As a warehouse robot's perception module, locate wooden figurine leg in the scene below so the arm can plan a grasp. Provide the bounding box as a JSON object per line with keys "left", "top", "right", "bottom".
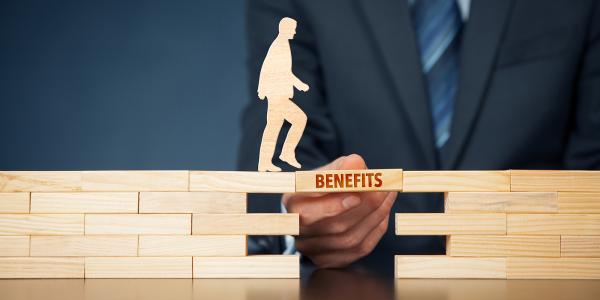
{"left": 279, "top": 99, "right": 307, "bottom": 169}
{"left": 258, "top": 104, "right": 285, "bottom": 172}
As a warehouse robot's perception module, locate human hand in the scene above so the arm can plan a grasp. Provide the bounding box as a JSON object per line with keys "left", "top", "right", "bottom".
{"left": 282, "top": 154, "right": 397, "bottom": 268}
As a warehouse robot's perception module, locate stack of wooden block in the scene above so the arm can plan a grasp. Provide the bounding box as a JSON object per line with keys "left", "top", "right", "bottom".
{"left": 0, "top": 171, "right": 299, "bottom": 279}
{"left": 395, "top": 170, "right": 600, "bottom": 279}
{"left": 1, "top": 169, "right": 598, "bottom": 279}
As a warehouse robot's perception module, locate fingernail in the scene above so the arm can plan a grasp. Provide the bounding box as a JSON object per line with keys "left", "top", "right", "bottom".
{"left": 342, "top": 196, "right": 361, "bottom": 209}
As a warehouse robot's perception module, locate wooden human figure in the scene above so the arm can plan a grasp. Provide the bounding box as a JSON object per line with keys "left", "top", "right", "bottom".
{"left": 257, "top": 17, "right": 309, "bottom": 172}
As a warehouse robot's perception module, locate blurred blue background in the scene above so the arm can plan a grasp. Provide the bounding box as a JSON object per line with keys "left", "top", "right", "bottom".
{"left": 0, "top": 0, "right": 247, "bottom": 170}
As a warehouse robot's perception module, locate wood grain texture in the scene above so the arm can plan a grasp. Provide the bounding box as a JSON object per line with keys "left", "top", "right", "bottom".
{"left": 447, "top": 235, "right": 560, "bottom": 257}
{"left": 30, "top": 192, "right": 138, "bottom": 213}
{"left": 507, "top": 257, "right": 600, "bottom": 279}
{"left": 0, "top": 171, "right": 82, "bottom": 192}
{"left": 561, "top": 236, "right": 600, "bottom": 257}
{"left": 139, "top": 192, "right": 246, "bottom": 213}
{"left": 0, "top": 214, "right": 83, "bottom": 235}
{"left": 0, "top": 236, "right": 29, "bottom": 256}
{"left": 189, "top": 171, "right": 295, "bottom": 193}
{"left": 445, "top": 192, "right": 557, "bottom": 213}
{"left": 558, "top": 192, "right": 600, "bottom": 213}
{"left": 403, "top": 171, "right": 510, "bottom": 192}
{"left": 0, "top": 257, "right": 84, "bottom": 278}
{"left": 85, "top": 257, "right": 192, "bottom": 278}
{"left": 192, "top": 213, "right": 298, "bottom": 235}
{"left": 193, "top": 255, "right": 299, "bottom": 278}
{"left": 85, "top": 214, "right": 191, "bottom": 235}
{"left": 81, "top": 171, "right": 188, "bottom": 191}
{"left": 256, "top": 17, "right": 308, "bottom": 172}
{"left": 30, "top": 236, "right": 137, "bottom": 256}
{"left": 507, "top": 214, "right": 600, "bottom": 235}
{"left": 139, "top": 235, "right": 246, "bottom": 256}
{"left": 0, "top": 193, "right": 29, "bottom": 213}
{"left": 395, "top": 256, "right": 506, "bottom": 279}
{"left": 295, "top": 169, "right": 403, "bottom": 192}
{"left": 395, "top": 213, "right": 506, "bottom": 235}
{"left": 511, "top": 170, "right": 600, "bottom": 192}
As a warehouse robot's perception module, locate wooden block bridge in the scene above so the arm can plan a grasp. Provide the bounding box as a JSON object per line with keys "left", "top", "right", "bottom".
{"left": 0, "top": 170, "right": 599, "bottom": 279}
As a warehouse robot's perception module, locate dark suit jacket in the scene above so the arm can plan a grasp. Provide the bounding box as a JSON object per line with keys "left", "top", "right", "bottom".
{"left": 237, "top": 0, "right": 600, "bottom": 275}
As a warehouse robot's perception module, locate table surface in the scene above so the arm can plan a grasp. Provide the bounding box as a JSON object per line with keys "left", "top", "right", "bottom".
{"left": 1, "top": 270, "right": 599, "bottom": 300}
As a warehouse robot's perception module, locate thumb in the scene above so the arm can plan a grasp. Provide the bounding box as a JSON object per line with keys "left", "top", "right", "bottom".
{"left": 317, "top": 154, "right": 367, "bottom": 171}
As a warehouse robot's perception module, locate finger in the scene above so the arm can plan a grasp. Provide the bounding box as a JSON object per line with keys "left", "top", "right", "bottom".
{"left": 282, "top": 155, "right": 368, "bottom": 225}
{"left": 282, "top": 154, "right": 366, "bottom": 205}
{"left": 281, "top": 156, "right": 349, "bottom": 206}
{"left": 300, "top": 191, "right": 390, "bottom": 236}
{"left": 309, "top": 216, "right": 390, "bottom": 269}
{"left": 317, "top": 155, "right": 348, "bottom": 171}
{"left": 335, "top": 153, "right": 367, "bottom": 170}
{"left": 297, "top": 191, "right": 396, "bottom": 253}
{"left": 286, "top": 192, "right": 362, "bottom": 226}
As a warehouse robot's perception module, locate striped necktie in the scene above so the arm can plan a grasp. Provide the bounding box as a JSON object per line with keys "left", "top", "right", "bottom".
{"left": 411, "top": 0, "right": 463, "bottom": 149}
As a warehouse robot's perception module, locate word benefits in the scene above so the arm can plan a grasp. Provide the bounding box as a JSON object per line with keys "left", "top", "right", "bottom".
{"left": 315, "top": 172, "right": 383, "bottom": 189}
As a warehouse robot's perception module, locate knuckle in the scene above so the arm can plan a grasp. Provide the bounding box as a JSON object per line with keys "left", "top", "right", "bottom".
{"left": 357, "top": 240, "right": 375, "bottom": 257}
{"left": 375, "top": 207, "right": 391, "bottom": 220}
{"left": 339, "top": 234, "right": 361, "bottom": 249}
{"left": 329, "top": 221, "right": 350, "bottom": 234}
{"left": 377, "top": 220, "right": 389, "bottom": 235}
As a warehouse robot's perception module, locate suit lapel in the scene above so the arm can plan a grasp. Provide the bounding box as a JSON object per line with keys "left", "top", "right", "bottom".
{"left": 442, "top": 0, "right": 514, "bottom": 169}
{"left": 356, "top": 0, "right": 437, "bottom": 168}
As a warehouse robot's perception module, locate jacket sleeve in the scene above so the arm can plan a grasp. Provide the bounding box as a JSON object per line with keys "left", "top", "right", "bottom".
{"left": 565, "top": 0, "right": 600, "bottom": 169}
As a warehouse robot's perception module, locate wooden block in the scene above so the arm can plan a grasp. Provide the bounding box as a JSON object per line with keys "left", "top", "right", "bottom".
{"left": 395, "top": 256, "right": 506, "bottom": 279}
{"left": 85, "top": 257, "right": 192, "bottom": 278}
{"left": 395, "top": 213, "right": 506, "bottom": 235}
{"left": 507, "top": 257, "right": 600, "bottom": 279}
{"left": 295, "top": 169, "right": 403, "bottom": 192}
{"left": 561, "top": 236, "right": 600, "bottom": 257}
{"left": 139, "top": 192, "right": 246, "bottom": 213}
{"left": 30, "top": 236, "right": 137, "bottom": 256}
{"left": 507, "top": 214, "right": 600, "bottom": 235}
{"left": 403, "top": 171, "right": 510, "bottom": 192}
{"left": 189, "top": 171, "right": 295, "bottom": 193}
{"left": 0, "top": 214, "right": 83, "bottom": 235}
{"left": 85, "top": 214, "right": 191, "bottom": 235}
{"left": 0, "top": 193, "right": 29, "bottom": 213}
{"left": 139, "top": 235, "right": 246, "bottom": 256}
{"left": 192, "top": 213, "right": 298, "bottom": 235}
{"left": 0, "top": 257, "right": 84, "bottom": 278}
{"left": 30, "top": 192, "right": 138, "bottom": 213}
{"left": 81, "top": 171, "right": 188, "bottom": 191}
{"left": 558, "top": 192, "right": 600, "bottom": 213}
{"left": 193, "top": 255, "right": 299, "bottom": 278}
{"left": 447, "top": 235, "right": 560, "bottom": 257}
{"left": 511, "top": 170, "right": 600, "bottom": 192}
{"left": 445, "top": 192, "right": 557, "bottom": 213}
{"left": 0, "top": 236, "right": 29, "bottom": 256}
{"left": 0, "top": 171, "right": 82, "bottom": 192}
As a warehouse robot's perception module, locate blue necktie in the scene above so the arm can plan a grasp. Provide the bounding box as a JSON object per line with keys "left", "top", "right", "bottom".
{"left": 412, "top": 0, "right": 462, "bottom": 149}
